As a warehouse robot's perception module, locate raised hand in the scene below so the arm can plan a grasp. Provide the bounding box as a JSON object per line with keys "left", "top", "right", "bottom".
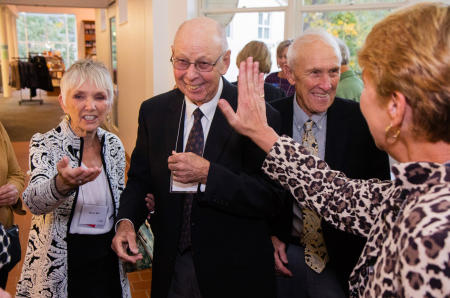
{"left": 218, "top": 57, "right": 279, "bottom": 153}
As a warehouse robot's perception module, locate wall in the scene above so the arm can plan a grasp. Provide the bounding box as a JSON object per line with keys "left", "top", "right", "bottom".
{"left": 96, "top": 0, "right": 154, "bottom": 154}
{"left": 15, "top": 5, "right": 95, "bottom": 60}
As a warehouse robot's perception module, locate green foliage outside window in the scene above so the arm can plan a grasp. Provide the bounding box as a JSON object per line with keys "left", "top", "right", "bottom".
{"left": 16, "top": 13, "right": 77, "bottom": 69}
{"left": 303, "top": 9, "right": 391, "bottom": 73}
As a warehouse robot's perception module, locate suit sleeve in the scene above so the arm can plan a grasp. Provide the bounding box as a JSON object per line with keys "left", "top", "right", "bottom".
{"left": 198, "top": 105, "right": 286, "bottom": 218}
{"left": 117, "top": 105, "right": 152, "bottom": 229}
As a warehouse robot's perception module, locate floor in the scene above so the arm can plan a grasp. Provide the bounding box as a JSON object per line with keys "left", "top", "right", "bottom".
{"left": 2, "top": 92, "right": 152, "bottom": 297}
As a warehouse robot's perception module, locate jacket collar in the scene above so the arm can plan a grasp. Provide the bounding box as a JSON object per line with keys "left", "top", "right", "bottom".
{"left": 392, "top": 161, "right": 449, "bottom": 192}
{"left": 58, "top": 119, "right": 106, "bottom": 151}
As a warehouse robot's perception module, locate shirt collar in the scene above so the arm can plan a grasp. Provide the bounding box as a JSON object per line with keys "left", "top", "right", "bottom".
{"left": 292, "top": 93, "right": 327, "bottom": 130}
{"left": 185, "top": 78, "right": 223, "bottom": 122}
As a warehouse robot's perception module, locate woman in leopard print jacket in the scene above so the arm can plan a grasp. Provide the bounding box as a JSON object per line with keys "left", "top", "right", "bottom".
{"left": 219, "top": 3, "right": 449, "bottom": 297}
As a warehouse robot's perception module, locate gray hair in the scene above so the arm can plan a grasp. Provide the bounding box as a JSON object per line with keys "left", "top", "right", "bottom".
{"left": 335, "top": 37, "right": 350, "bottom": 65}
{"left": 60, "top": 59, "right": 114, "bottom": 106}
{"left": 287, "top": 28, "right": 342, "bottom": 68}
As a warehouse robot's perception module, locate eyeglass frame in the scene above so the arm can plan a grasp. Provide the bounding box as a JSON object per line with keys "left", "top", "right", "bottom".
{"left": 170, "top": 51, "right": 227, "bottom": 72}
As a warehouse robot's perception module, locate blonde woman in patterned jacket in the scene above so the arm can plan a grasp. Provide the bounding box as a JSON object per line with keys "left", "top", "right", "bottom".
{"left": 219, "top": 2, "right": 450, "bottom": 297}
{"left": 16, "top": 60, "right": 130, "bottom": 297}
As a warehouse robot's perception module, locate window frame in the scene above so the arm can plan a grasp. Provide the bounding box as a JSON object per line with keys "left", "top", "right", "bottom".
{"left": 199, "top": 0, "right": 410, "bottom": 39}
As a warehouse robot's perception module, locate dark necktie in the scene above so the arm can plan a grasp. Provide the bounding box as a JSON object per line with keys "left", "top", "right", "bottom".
{"left": 178, "top": 108, "right": 204, "bottom": 253}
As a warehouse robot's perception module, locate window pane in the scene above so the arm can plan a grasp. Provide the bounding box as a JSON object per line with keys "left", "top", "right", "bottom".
{"left": 67, "top": 15, "right": 76, "bottom": 42}
{"left": 18, "top": 43, "right": 27, "bottom": 57}
{"left": 17, "top": 15, "right": 26, "bottom": 41}
{"left": 16, "top": 13, "right": 77, "bottom": 66}
{"left": 304, "top": 0, "right": 400, "bottom": 4}
{"left": 204, "top": 0, "right": 287, "bottom": 9}
{"left": 26, "top": 15, "right": 46, "bottom": 42}
{"left": 206, "top": 11, "right": 285, "bottom": 82}
{"left": 28, "top": 42, "right": 46, "bottom": 55}
{"left": 303, "top": 9, "right": 391, "bottom": 71}
{"left": 48, "top": 15, "right": 67, "bottom": 42}
{"left": 69, "top": 43, "right": 77, "bottom": 68}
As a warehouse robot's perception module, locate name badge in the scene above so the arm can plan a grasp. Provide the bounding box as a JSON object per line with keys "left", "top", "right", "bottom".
{"left": 79, "top": 204, "right": 108, "bottom": 227}
{"left": 170, "top": 173, "right": 199, "bottom": 193}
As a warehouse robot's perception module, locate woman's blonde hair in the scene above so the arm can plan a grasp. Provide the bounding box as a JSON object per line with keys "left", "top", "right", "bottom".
{"left": 236, "top": 40, "right": 272, "bottom": 74}
{"left": 60, "top": 59, "right": 114, "bottom": 106}
{"left": 276, "top": 39, "right": 292, "bottom": 58}
{"left": 358, "top": 2, "right": 449, "bottom": 142}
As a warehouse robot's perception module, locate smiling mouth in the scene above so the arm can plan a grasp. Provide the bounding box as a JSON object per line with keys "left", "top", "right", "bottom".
{"left": 186, "top": 84, "right": 202, "bottom": 91}
{"left": 83, "top": 115, "right": 97, "bottom": 121}
{"left": 312, "top": 93, "right": 329, "bottom": 99}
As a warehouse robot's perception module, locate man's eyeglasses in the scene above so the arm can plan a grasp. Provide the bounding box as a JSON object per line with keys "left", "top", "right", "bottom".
{"left": 170, "top": 51, "right": 226, "bottom": 72}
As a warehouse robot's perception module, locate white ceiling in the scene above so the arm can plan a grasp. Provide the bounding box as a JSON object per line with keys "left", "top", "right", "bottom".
{"left": 0, "top": 0, "right": 112, "bottom": 8}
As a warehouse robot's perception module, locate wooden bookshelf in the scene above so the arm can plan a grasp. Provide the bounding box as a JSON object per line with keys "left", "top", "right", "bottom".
{"left": 83, "top": 20, "right": 96, "bottom": 58}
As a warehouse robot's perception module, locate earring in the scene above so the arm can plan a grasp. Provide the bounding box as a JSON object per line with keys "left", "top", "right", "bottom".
{"left": 385, "top": 123, "right": 400, "bottom": 142}
{"left": 106, "top": 114, "right": 111, "bottom": 123}
{"left": 64, "top": 113, "right": 71, "bottom": 122}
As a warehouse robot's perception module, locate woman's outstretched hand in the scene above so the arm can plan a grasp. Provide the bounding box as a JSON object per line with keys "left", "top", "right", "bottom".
{"left": 218, "top": 57, "right": 279, "bottom": 153}
{"left": 55, "top": 156, "right": 102, "bottom": 194}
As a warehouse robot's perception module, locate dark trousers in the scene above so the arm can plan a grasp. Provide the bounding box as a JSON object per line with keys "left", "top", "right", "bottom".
{"left": 67, "top": 230, "right": 122, "bottom": 298}
{"left": 0, "top": 268, "right": 8, "bottom": 288}
{"left": 276, "top": 244, "right": 346, "bottom": 298}
{"left": 167, "top": 250, "right": 202, "bottom": 298}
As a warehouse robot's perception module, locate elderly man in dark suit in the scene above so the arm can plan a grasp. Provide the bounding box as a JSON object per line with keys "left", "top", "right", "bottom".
{"left": 112, "top": 17, "right": 283, "bottom": 298}
{"left": 269, "top": 29, "right": 390, "bottom": 298}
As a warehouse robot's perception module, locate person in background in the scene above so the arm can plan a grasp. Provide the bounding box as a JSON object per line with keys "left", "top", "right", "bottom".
{"left": 269, "top": 29, "right": 390, "bottom": 298}
{"left": 234, "top": 40, "right": 285, "bottom": 102}
{"left": 219, "top": 2, "right": 450, "bottom": 296}
{"left": 16, "top": 59, "right": 131, "bottom": 297}
{"left": 0, "top": 121, "right": 25, "bottom": 288}
{"left": 265, "top": 39, "right": 295, "bottom": 97}
{"left": 335, "top": 38, "right": 364, "bottom": 102}
{"left": 112, "top": 17, "right": 283, "bottom": 298}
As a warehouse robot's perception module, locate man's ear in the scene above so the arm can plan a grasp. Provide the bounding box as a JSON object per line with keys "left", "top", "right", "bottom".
{"left": 388, "top": 91, "right": 406, "bottom": 127}
{"left": 218, "top": 50, "right": 231, "bottom": 75}
{"left": 284, "top": 65, "right": 296, "bottom": 85}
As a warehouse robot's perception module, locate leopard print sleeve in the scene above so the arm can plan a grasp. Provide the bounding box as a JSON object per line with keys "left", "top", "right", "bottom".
{"left": 262, "top": 136, "right": 395, "bottom": 237}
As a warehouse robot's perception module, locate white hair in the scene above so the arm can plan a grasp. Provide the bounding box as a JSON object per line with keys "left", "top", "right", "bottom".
{"left": 60, "top": 59, "right": 114, "bottom": 106}
{"left": 287, "top": 28, "right": 342, "bottom": 68}
{"left": 335, "top": 37, "right": 350, "bottom": 65}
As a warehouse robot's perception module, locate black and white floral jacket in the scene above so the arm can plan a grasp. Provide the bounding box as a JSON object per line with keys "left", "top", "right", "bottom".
{"left": 263, "top": 136, "right": 449, "bottom": 297}
{"left": 16, "top": 120, "right": 131, "bottom": 297}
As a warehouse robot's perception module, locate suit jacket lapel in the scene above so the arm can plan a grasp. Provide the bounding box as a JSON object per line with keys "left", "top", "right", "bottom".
{"left": 203, "top": 78, "right": 236, "bottom": 162}
{"left": 281, "top": 96, "right": 294, "bottom": 137}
